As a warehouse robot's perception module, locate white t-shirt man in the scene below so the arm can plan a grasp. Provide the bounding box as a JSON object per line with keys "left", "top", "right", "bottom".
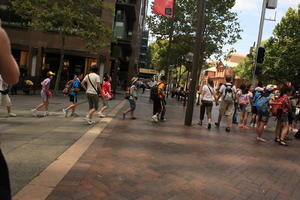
{"left": 202, "top": 85, "right": 215, "bottom": 101}
{"left": 83, "top": 73, "right": 100, "bottom": 95}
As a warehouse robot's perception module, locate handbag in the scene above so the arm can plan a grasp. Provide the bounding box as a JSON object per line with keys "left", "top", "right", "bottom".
{"left": 45, "top": 90, "right": 52, "bottom": 97}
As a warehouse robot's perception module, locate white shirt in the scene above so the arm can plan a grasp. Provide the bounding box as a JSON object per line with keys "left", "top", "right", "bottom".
{"left": 202, "top": 85, "right": 215, "bottom": 101}
{"left": 83, "top": 73, "right": 100, "bottom": 94}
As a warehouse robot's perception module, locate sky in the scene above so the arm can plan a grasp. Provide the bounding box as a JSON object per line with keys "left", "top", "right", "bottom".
{"left": 147, "top": 0, "right": 299, "bottom": 55}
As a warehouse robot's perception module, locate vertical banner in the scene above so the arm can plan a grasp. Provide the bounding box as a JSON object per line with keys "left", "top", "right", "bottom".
{"left": 152, "top": 0, "right": 174, "bottom": 18}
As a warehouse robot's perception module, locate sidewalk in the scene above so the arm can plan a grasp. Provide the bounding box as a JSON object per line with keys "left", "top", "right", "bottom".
{"left": 0, "top": 93, "right": 124, "bottom": 195}
{"left": 38, "top": 92, "right": 300, "bottom": 200}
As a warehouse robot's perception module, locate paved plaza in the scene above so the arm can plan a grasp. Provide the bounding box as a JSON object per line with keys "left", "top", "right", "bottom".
{"left": 1, "top": 91, "right": 300, "bottom": 200}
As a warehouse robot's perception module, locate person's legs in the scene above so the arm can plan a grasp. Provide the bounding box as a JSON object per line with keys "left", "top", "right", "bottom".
{"left": 0, "top": 149, "right": 11, "bottom": 200}
{"left": 216, "top": 102, "right": 226, "bottom": 127}
{"left": 280, "top": 122, "right": 289, "bottom": 145}
{"left": 232, "top": 102, "right": 238, "bottom": 124}
{"left": 199, "top": 103, "right": 206, "bottom": 125}
{"left": 225, "top": 102, "right": 234, "bottom": 131}
{"left": 275, "top": 120, "right": 282, "bottom": 141}
{"left": 160, "top": 100, "right": 166, "bottom": 120}
{"left": 243, "top": 112, "right": 250, "bottom": 129}
{"left": 206, "top": 105, "right": 213, "bottom": 129}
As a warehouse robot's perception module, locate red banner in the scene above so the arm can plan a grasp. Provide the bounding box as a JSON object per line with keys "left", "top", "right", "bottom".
{"left": 152, "top": 0, "right": 174, "bottom": 18}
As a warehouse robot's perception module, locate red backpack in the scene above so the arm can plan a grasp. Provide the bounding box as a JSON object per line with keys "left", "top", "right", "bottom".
{"left": 271, "top": 96, "right": 285, "bottom": 116}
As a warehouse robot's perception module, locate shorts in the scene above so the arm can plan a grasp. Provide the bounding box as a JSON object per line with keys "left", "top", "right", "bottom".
{"left": 99, "top": 96, "right": 108, "bottom": 107}
{"left": 0, "top": 94, "right": 12, "bottom": 107}
{"left": 278, "top": 113, "right": 289, "bottom": 123}
{"left": 219, "top": 101, "right": 234, "bottom": 116}
{"left": 69, "top": 94, "right": 78, "bottom": 103}
{"left": 257, "top": 111, "right": 269, "bottom": 123}
{"left": 251, "top": 106, "right": 257, "bottom": 114}
{"left": 87, "top": 93, "right": 99, "bottom": 110}
{"left": 129, "top": 99, "right": 136, "bottom": 111}
{"left": 41, "top": 91, "right": 48, "bottom": 102}
{"left": 239, "top": 104, "right": 247, "bottom": 113}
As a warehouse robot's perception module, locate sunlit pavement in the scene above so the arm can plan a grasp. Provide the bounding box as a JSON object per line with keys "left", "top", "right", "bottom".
{"left": 44, "top": 91, "right": 300, "bottom": 200}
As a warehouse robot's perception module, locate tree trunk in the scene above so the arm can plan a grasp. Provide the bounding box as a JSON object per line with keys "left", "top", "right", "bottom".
{"left": 54, "top": 33, "right": 66, "bottom": 93}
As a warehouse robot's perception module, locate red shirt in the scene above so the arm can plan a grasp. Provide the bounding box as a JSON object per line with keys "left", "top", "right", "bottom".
{"left": 281, "top": 95, "right": 292, "bottom": 114}
{"left": 102, "top": 81, "right": 111, "bottom": 95}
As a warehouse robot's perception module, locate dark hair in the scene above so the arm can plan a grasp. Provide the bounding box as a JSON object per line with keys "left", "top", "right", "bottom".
{"left": 258, "top": 81, "right": 263, "bottom": 87}
{"left": 247, "top": 84, "right": 252, "bottom": 90}
{"left": 240, "top": 84, "right": 248, "bottom": 94}
{"left": 225, "top": 76, "right": 232, "bottom": 83}
{"left": 161, "top": 76, "right": 167, "bottom": 81}
{"left": 90, "top": 65, "right": 98, "bottom": 73}
{"left": 280, "top": 86, "right": 292, "bottom": 97}
{"left": 208, "top": 78, "right": 214, "bottom": 87}
{"left": 103, "top": 74, "right": 110, "bottom": 82}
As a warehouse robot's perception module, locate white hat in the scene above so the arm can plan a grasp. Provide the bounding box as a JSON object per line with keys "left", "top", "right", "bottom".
{"left": 266, "top": 84, "right": 275, "bottom": 91}
{"left": 255, "top": 87, "right": 264, "bottom": 92}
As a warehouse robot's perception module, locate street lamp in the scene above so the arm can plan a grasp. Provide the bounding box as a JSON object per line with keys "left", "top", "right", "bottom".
{"left": 183, "top": 53, "right": 193, "bottom": 106}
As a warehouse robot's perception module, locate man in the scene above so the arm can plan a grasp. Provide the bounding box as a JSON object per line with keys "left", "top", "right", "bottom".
{"left": 215, "top": 76, "right": 237, "bottom": 132}
{"left": 152, "top": 76, "right": 167, "bottom": 122}
{"left": 0, "top": 75, "right": 17, "bottom": 117}
{"left": 0, "top": 24, "right": 20, "bottom": 200}
{"left": 81, "top": 65, "right": 101, "bottom": 125}
{"left": 123, "top": 77, "right": 138, "bottom": 120}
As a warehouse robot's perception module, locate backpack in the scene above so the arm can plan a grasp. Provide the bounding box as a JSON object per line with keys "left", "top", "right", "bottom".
{"left": 271, "top": 96, "right": 285, "bottom": 116}
{"left": 125, "top": 87, "right": 130, "bottom": 99}
{"left": 223, "top": 84, "right": 234, "bottom": 102}
{"left": 256, "top": 95, "right": 270, "bottom": 113}
{"left": 239, "top": 94, "right": 249, "bottom": 105}
{"left": 150, "top": 83, "right": 162, "bottom": 101}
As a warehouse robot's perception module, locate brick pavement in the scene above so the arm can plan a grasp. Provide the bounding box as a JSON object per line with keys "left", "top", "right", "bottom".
{"left": 47, "top": 94, "right": 300, "bottom": 200}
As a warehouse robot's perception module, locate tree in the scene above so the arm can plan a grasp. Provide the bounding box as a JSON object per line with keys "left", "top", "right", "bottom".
{"left": 11, "top": 0, "right": 114, "bottom": 92}
{"left": 147, "top": 0, "right": 242, "bottom": 72}
{"left": 261, "top": 5, "right": 300, "bottom": 87}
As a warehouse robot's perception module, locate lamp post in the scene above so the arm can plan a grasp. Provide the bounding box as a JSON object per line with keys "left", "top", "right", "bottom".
{"left": 184, "top": 0, "right": 206, "bottom": 126}
{"left": 183, "top": 53, "right": 193, "bottom": 107}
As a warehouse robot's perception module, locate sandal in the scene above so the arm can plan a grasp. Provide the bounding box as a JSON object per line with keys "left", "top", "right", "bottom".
{"left": 274, "top": 138, "right": 280, "bottom": 143}
{"left": 279, "top": 140, "right": 288, "bottom": 146}
{"left": 256, "top": 137, "right": 266, "bottom": 142}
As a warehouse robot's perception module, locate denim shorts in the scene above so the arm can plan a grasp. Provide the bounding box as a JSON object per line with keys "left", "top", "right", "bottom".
{"left": 129, "top": 99, "right": 136, "bottom": 111}
{"left": 257, "top": 111, "right": 269, "bottom": 123}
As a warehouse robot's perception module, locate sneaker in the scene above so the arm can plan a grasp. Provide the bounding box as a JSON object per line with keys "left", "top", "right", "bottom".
{"left": 44, "top": 111, "right": 49, "bottom": 117}
{"left": 215, "top": 122, "right": 220, "bottom": 128}
{"left": 62, "top": 109, "right": 68, "bottom": 117}
{"left": 208, "top": 123, "right": 211, "bottom": 129}
{"left": 131, "top": 117, "right": 137, "bottom": 120}
{"left": 256, "top": 137, "right": 266, "bottom": 142}
{"left": 198, "top": 121, "right": 203, "bottom": 126}
{"left": 31, "top": 109, "right": 37, "bottom": 117}
{"left": 98, "top": 112, "right": 106, "bottom": 118}
{"left": 152, "top": 115, "right": 158, "bottom": 122}
{"left": 83, "top": 115, "right": 89, "bottom": 120}
{"left": 8, "top": 113, "right": 17, "bottom": 117}
{"left": 87, "top": 120, "right": 96, "bottom": 125}
{"left": 225, "top": 127, "right": 231, "bottom": 132}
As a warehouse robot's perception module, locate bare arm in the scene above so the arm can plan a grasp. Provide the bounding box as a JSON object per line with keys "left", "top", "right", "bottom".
{"left": 81, "top": 79, "right": 87, "bottom": 91}
{"left": 0, "top": 28, "right": 19, "bottom": 84}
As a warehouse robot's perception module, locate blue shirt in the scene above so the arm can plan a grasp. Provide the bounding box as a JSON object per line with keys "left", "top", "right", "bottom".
{"left": 252, "top": 93, "right": 261, "bottom": 107}
{"left": 69, "top": 80, "right": 80, "bottom": 96}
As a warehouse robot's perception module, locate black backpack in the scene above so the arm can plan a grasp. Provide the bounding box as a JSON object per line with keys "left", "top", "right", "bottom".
{"left": 150, "top": 83, "right": 162, "bottom": 101}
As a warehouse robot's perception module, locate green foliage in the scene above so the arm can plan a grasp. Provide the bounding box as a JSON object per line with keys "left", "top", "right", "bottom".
{"left": 233, "top": 56, "right": 253, "bottom": 80}
{"left": 261, "top": 5, "right": 300, "bottom": 87}
{"left": 10, "top": 0, "right": 114, "bottom": 50}
{"left": 147, "top": 0, "right": 242, "bottom": 70}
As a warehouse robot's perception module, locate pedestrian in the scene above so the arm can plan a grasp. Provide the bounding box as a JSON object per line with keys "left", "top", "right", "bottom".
{"left": 81, "top": 65, "right": 101, "bottom": 125}
{"left": 256, "top": 85, "right": 276, "bottom": 142}
{"left": 0, "top": 23, "right": 20, "bottom": 200}
{"left": 151, "top": 76, "right": 167, "bottom": 122}
{"left": 250, "top": 87, "right": 264, "bottom": 127}
{"left": 62, "top": 74, "right": 81, "bottom": 117}
{"left": 215, "top": 76, "right": 237, "bottom": 132}
{"left": 31, "top": 71, "right": 55, "bottom": 117}
{"left": 123, "top": 77, "right": 138, "bottom": 120}
{"left": 198, "top": 78, "right": 217, "bottom": 129}
{"left": 274, "top": 86, "right": 293, "bottom": 146}
{"left": 0, "top": 75, "right": 17, "bottom": 117}
{"left": 98, "top": 74, "right": 112, "bottom": 118}
{"left": 237, "top": 84, "right": 252, "bottom": 129}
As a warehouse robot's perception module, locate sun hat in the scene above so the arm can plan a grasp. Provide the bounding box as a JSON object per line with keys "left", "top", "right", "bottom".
{"left": 47, "top": 71, "right": 56, "bottom": 76}
{"left": 266, "top": 84, "right": 275, "bottom": 91}
{"left": 131, "top": 77, "right": 138, "bottom": 84}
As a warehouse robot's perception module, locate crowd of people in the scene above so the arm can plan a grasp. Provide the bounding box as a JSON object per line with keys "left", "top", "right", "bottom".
{"left": 198, "top": 76, "right": 300, "bottom": 146}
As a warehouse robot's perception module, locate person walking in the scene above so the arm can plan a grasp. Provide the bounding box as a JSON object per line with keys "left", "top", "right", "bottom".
{"left": 62, "top": 74, "right": 81, "bottom": 117}
{"left": 81, "top": 65, "right": 101, "bottom": 125}
{"left": 250, "top": 87, "right": 264, "bottom": 127}
{"left": 123, "top": 77, "right": 138, "bottom": 120}
{"left": 0, "top": 24, "right": 20, "bottom": 200}
{"left": 31, "top": 71, "right": 55, "bottom": 117}
{"left": 237, "top": 84, "right": 252, "bottom": 129}
{"left": 256, "top": 85, "right": 276, "bottom": 142}
{"left": 215, "top": 76, "right": 237, "bottom": 132}
{"left": 151, "top": 76, "right": 167, "bottom": 122}
{"left": 274, "top": 86, "right": 293, "bottom": 146}
{"left": 98, "top": 74, "right": 112, "bottom": 118}
{"left": 198, "top": 78, "right": 217, "bottom": 129}
{"left": 0, "top": 75, "right": 17, "bottom": 117}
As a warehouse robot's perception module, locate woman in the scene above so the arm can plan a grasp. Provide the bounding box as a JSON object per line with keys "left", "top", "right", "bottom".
{"left": 199, "top": 78, "right": 217, "bottom": 129}
{"left": 31, "top": 71, "right": 55, "bottom": 117}
{"left": 98, "top": 74, "right": 112, "bottom": 118}
{"left": 275, "top": 86, "right": 292, "bottom": 146}
{"left": 62, "top": 74, "right": 81, "bottom": 117}
{"left": 123, "top": 77, "right": 138, "bottom": 120}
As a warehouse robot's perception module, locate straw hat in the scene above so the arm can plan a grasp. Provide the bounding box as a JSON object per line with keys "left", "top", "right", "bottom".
{"left": 131, "top": 77, "right": 138, "bottom": 84}
{"left": 47, "top": 71, "right": 56, "bottom": 76}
